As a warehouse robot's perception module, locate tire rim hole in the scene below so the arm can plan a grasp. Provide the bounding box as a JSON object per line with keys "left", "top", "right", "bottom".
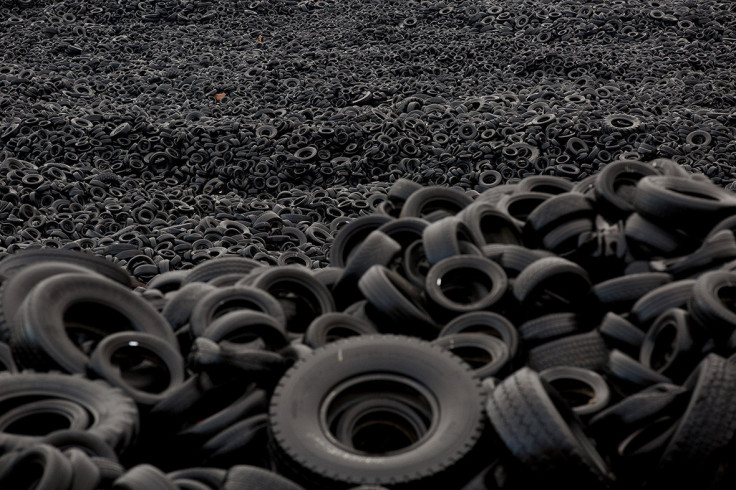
{"left": 111, "top": 346, "right": 171, "bottom": 393}
{"left": 321, "top": 375, "right": 438, "bottom": 456}
{"left": 548, "top": 378, "right": 597, "bottom": 408}
{"left": 64, "top": 302, "right": 133, "bottom": 354}
{"left": 4, "top": 411, "right": 73, "bottom": 436}
{"left": 438, "top": 267, "right": 494, "bottom": 305}
{"left": 650, "top": 324, "right": 678, "bottom": 371}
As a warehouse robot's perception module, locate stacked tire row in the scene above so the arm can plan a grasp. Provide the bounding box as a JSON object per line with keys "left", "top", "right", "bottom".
{"left": 2, "top": 158, "right": 736, "bottom": 488}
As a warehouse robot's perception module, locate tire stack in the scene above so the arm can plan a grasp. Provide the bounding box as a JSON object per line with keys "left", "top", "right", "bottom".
{"left": 2, "top": 159, "right": 736, "bottom": 488}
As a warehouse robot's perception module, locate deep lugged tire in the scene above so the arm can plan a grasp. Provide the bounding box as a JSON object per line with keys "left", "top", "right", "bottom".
{"left": 269, "top": 335, "right": 486, "bottom": 488}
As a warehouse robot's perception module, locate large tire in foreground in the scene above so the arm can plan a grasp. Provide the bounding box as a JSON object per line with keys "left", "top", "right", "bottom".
{"left": 268, "top": 335, "right": 487, "bottom": 489}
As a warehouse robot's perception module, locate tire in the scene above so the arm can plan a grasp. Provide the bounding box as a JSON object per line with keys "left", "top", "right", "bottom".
{"left": 624, "top": 212, "right": 695, "bottom": 258}
{"left": 222, "top": 465, "right": 305, "bottom": 490}
{"left": 269, "top": 335, "right": 486, "bottom": 488}
{"left": 332, "top": 231, "right": 402, "bottom": 308}
{"left": 639, "top": 308, "right": 704, "bottom": 382}
{"left": 329, "top": 215, "right": 394, "bottom": 268}
{"left": 457, "top": 201, "right": 522, "bottom": 246}
{"left": 539, "top": 366, "right": 610, "bottom": 417}
{"left": 41, "top": 429, "right": 119, "bottom": 461}
{"left": 200, "top": 414, "right": 270, "bottom": 468}
{"left": 399, "top": 186, "right": 474, "bottom": 220}
{"left": 65, "top": 447, "right": 103, "bottom": 490}
{"left": 424, "top": 255, "right": 508, "bottom": 316}
{"left": 688, "top": 269, "right": 736, "bottom": 342}
{"left": 183, "top": 257, "right": 266, "bottom": 286}
{"left": 9, "top": 273, "right": 176, "bottom": 374}
{"left": 0, "top": 261, "right": 101, "bottom": 343}
{"left": 512, "top": 257, "right": 591, "bottom": 316}
{"left": 518, "top": 312, "right": 582, "bottom": 346}
{"left": 523, "top": 193, "right": 595, "bottom": 247}
{"left": 432, "top": 333, "right": 510, "bottom": 378}
{"left": 0, "top": 248, "right": 132, "bottom": 288}
{"left": 527, "top": 331, "right": 610, "bottom": 373}
{"left": 376, "top": 217, "right": 430, "bottom": 250}
{"left": 629, "top": 279, "right": 696, "bottom": 329}
{"left": 112, "top": 464, "right": 179, "bottom": 490}
{"left": 634, "top": 175, "right": 736, "bottom": 237}
{"left": 485, "top": 367, "right": 614, "bottom": 488}
{"left": 303, "top": 313, "right": 378, "bottom": 348}
{"left": 422, "top": 216, "right": 481, "bottom": 266}
{"left": 516, "top": 175, "right": 573, "bottom": 195}
{"left": 597, "top": 312, "right": 645, "bottom": 355}
{"left": 188, "top": 285, "right": 286, "bottom": 339}
{"left": 0, "top": 443, "right": 73, "bottom": 490}
{"left": 654, "top": 354, "right": 736, "bottom": 488}
{"left": 167, "top": 468, "right": 226, "bottom": 490}
{"left": 0, "top": 372, "right": 138, "bottom": 455}
{"left": 0, "top": 341, "right": 17, "bottom": 373}
{"left": 200, "top": 310, "right": 289, "bottom": 351}
{"left": 439, "top": 311, "right": 519, "bottom": 361}
{"left": 495, "top": 191, "right": 551, "bottom": 229}
{"left": 357, "top": 265, "right": 438, "bottom": 338}
{"left": 161, "top": 282, "right": 218, "bottom": 333}
{"left": 88, "top": 332, "right": 186, "bottom": 406}
{"left": 606, "top": 350, "right": 672, "bottom": 397}
{"left": 592, "top": 272, "right": 673, "bottom": 313}
{"left": 594, "top": 160, "right": 659, "bottom": 219}
{"left": 250, "top": 266, "right": 336, "bottom": 335}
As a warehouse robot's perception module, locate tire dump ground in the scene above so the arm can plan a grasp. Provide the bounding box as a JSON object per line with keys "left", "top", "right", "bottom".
{"left": 1, "top": 0, "right": 736, "bottom": 488}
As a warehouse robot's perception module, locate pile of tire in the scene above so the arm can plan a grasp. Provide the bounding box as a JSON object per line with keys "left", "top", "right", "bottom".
{"left": 2, "top": 158, "right": 736, "bottom": 489}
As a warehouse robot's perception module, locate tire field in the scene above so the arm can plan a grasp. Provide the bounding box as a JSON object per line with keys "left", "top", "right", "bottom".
{"left": 1, "top": 0, "right": 736, "bottom": 488}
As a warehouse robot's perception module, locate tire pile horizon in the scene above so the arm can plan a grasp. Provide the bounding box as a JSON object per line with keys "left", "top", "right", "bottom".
{"left": 1, "top": 0, "right": 736, "bottom": 488}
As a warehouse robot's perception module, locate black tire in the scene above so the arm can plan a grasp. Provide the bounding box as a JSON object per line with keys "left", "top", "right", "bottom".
{"left": 376, "top": 217, "right": 430, "bottom": 250}
{"left": 332, "top": 231, "right": 402, "bottom": 308}
{"left": 269, "top": 335, "right": 486, "bottom": 488}
{"left": 518, "top": 312, "right": 582, "bottom": 346}
{"left": 523, "top": 193, "right": 595, "bottom": 247}
{"left": 639, "top": 308, "right": 704, "bottom": 382}
{"left": 624, "top": 212, "right": 695, "bottom": 258}
{"left": 200, "top": 310, "right": 289, "bottom": 351}
{"left": 399, "top": 186, "right": 474, "bottom": 220}
{"left": 0, "top": 341, "right": 17, "bottom": 373}
{"left": 250, "top": 266, "right": 336, "bottom": 335}
{"left": 0, "top": 443, "right": 73, "bottom": 490}
{"left": 222, "top": 465, "right": 305, "bottom": 490}
{"left": 512, "top": 257, "right": 591, "bottom": 316}
{"left": 303, "top": 313, "right": 378, "bottom": 348}
{"left": 495, "top": 191, "right": 551, "bottom": 229}
{"left": 527, "top": 331, "right": 610, "bottom": 373}
{"left": 597, "top": 312, "right": 645, "bottom": 355}
{"left": 516, "top": 175, "right": 573, "bottom": 195}
{"left": 424, "top": 255, "right": 507, "bottom": 316}
{"left": 167, "top": 468, "right": 226, "bottom": 490}
{"left": 422, "top": 216, "right": 481, "bottom": 266}
{"left": 606, "top": 350, "right": 672, "bottom": 396}
{"left": 439, "top": 311, "right": 519, "bottom": 361}
{"left": 112, "top": 464, "right": 179, "bottom": 490}
{"left": 432, "top": 333, "right": 510, "bottom": 378}
{"left": 634, "top": 175, "right": 736, "bottom": 237}
{"left": 200, "top": 414, "right": 270, "bottom": 468}
{"left": 9, "top": 273, "right": 176, "bottom": 374}
{"left": 654, "top": 354, "right": 736, "bottom": 488}
{"left": 475, "top": 183, "right": 518, "bottom": 208}
{"left": 147, "top": 270, "right": 189, "bottom": 294}
{"left": 485, "top": 367, "right": 614, "bottom": 488}
{"left": 388, "top": 178, "right": 423, "bottom": 203}
{"left": 457, "top": 201, "right": 522, "bottom": 246}
{"left": 0, "top": 248, "right": 132, "bottom": 288}
{"left": 357, "top": 265, "right": 438, "bottom": 338}
{"left": 0, "top": 372, "right": 138, "bottom": 455}
{"left": 88, "top": 332, "right": 186, "bottom": 406}
{"left": 161, "top": 282, "right": 218, "bottom": 333}
{"left": 594, "top": 160, "right": 659, "bottom": 219}
{"left": 65, "top": 447, "right": 103, "bottom": 490}
{"left": 41, "top": 429, "right": 119, "bottom": 461}
{"left": 688, "top": 269, "right": 736, "bottom": 342}
{"left": 592, "top": 272, "right": 673, "bottom": 313}
{"left": 0, "top": 261, "right": 101, "bottom": 343}
{"left": 183, "top": 257, "right": 265, "bottom": 286}
{"left": 539, "top": 366, "right": 610, "bottom": 417}
{"left": 629, "top": 279, "right": 696, "bottom": 329}
{"left": 188, "top": 285, "right": 286, "bottom": 339}
{"left": 539, "top": 218, "right": 596, "bottom": 257}
{"left": 329, "top": 215, "right": 394, "bottom": 268}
